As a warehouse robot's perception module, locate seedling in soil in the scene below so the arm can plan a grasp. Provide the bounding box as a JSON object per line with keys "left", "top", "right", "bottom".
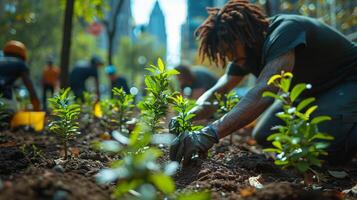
{"left": 112, "top": 87, "right": 135, "bottom": 132}
{"left": 138, "top": 58, "right": 179, "bottom": 133}
{"left": 169, "top": 94, "right": 203, "bottom": 135}
{"left": 100, "top": 88, "right": 134, "bottom": 133}
{"left": 48, "top": 88, "right": 81, "bottom": 160}
{"left": 19, "top": 144, "right": 45, "bottom": 164}
{"left": 96, "top": 123, "right": 178, "bottom": 199}
{"left": 214, "top": 90, "right": 240, "bottom": 117}
{"left": 96, "top": 123, "right": 210, "bottom": 200}
{"left": 262, "top": 71, "right": 334, "bottom": 182}
{"left": 214, "top": 91, "right": 240, "bottom": 143}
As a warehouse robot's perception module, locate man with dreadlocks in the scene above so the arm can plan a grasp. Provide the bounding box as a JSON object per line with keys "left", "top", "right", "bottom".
{"left": 170, "top": 0, "right": 357, "bottom": 165}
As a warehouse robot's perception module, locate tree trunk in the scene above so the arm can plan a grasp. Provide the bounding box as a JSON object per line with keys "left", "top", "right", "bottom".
{"left": 108, "top": 32, "right": 114, "bottom": 65}
{"left": 105, "top": 0, "right": 125, "bottom": 65}
{"left": 59, "top": 0, "right": 75, "bottom": 88}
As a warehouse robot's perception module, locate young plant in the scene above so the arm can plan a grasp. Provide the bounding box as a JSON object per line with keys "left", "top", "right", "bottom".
{"left": 262, "top": 71, "right": 334, "bottom": 175}
{"left": 169, "top": 94, "right": 203, "bottom": 135}
{"left": 214, "top": 90, "right": 240, "bottom": 118}
{"left": 48, "top": 88, "right": 81, "bottom": 159}
{"left": 96, "top": 123, "right": 210, "bottom": 200}
{"left": 138, "top": 58, "right": 179, "bottom": 133}
{"left": 214, "top": 91, "right": 240, "bottom": 143}
{"left": 96, "top": 123, "right": 178, "bottom": 200}
{"left": 112, "top": 87, "right": 135, "bottom": 132}
{"left": 100, "top": 88, "right": 134, "bottom": 133}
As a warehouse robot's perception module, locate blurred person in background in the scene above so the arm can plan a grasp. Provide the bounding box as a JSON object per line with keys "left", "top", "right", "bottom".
{"left": 105, "top": 65, "right": 130, "bottom": 96}
{"left": 69, "top": 55, "right": 104, "bottom": 101}
{"left": 169, "top": 0, "right": 357, "bottom": 166}
{"left": 174, "top": 65, "right": 218, "bottom": 99}
{"left": 0, "top": 40, "right": 40, "bottom": 123}
{"left": 41, "top": 56, "right": 60, "bottom": 110}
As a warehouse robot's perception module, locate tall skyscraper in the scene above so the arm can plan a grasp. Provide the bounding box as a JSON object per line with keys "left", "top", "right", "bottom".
{"left": 146, "top": 1, "right": 167, "bottom": 52}
{"left": 181, "top": 0, "right": 214, "bottom": 61}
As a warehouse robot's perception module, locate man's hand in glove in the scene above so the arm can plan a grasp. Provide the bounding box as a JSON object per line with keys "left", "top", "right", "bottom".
{"left": 169, "top": 125, "right": 219, "bottom": 165}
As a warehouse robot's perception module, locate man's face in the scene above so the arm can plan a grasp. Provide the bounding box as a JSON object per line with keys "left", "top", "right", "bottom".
{"left": 222, "top": 40, "right": 246, "bottom": 65}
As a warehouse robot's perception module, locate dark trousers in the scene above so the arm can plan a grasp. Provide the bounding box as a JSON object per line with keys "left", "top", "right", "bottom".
{"left": 43, "top": 84, "right": 54, "bottom": 110}
{"left": 253, "top": 79, "right": 357, "bottom": 165}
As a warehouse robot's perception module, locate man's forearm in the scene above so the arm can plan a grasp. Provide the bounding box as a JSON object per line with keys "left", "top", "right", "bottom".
{"left": 211, "top": 85, "right": 275, "bottom": 138}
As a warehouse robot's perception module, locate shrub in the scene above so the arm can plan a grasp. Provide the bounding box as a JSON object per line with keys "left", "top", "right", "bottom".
{"left": 262, "top": 71, "right": 334, "bottom": 174}
{"left": 138, "top": 58, "right": 179, "bottom": 133}
{"left": 214, "top": 90, "right": 240, "bottom": 118}
{"left": 169, "top": 94, "right": 203, "bottom": 135}
{"left": 100, "top": 88, "right": 134, "bottom": 133}
{"left": 48, "top": 88, "right": 81, "bottom": 159}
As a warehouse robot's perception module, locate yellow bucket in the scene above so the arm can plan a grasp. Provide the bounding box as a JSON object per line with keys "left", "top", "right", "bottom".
{"left": 10, "top": 111, "right": 46, "bottom": 132}
{"left": 94, "top": 102, "right": 102, "bottom": 118}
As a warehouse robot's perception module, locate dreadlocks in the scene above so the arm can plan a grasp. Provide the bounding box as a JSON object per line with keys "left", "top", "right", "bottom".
{"left": 195, "top": 0, "right": 269, "bottom": 67}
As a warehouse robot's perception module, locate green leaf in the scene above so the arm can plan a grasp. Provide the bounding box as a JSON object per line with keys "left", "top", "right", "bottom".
{"left": 263, "top": 148, "right": 282, "bottom": 153}
{"left": 304, "top": 105, "right": 318, "bottom": 118}
{"left": 113, "top": 179, "right": 142, "bottom": 198}
{"left": 272, "top": 141, "right": 283, "bottom": 150}
{"left": 280, "top": 78, "right": 291, "bottom": 93}
{"left": 262, "top": 91, "right": 283, "bottom": 101}
{"left": 309, "top": 133, "right": 334, "bottom": 142}
{"left": 149, "top": 173, "right": 175, "bottom": 194}
{"left": 274, "top": 160, "right": 289, "bottom": 165}
{"left": 267, "top": 74, "right": 282, "bottom": 85}
{"left": 290, "top": 83, "right": 307, "bottom": 102}
{"left": 296, "top": 97, "right": 315, "bottom": 112}
{"left": 311, "top": 116, "right": 331, "bottom": 125}
{"left": 157, "top": 58, "right": 165, "bottom": 72}
{"left": 166, "top": 69, "right": 180, "bottom": 76}
{"left": 315, "top": 142, "right": 330, "bottom": 149}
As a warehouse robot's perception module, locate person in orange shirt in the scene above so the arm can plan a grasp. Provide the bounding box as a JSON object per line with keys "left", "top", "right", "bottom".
{"left": 42, "top": 57, "right": 60, "bottom": 110}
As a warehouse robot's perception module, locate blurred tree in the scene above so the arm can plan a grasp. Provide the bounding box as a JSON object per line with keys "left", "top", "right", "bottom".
{"left": 59, "top": 0, "right": 107, "bottom": 87}
{"left": 116, "top": 34, "right": 165, "bottom": 86}
{"left": 0, "top": 0, "right": 62, "bottom": 77}
{"left": 267, "top": 0, "right": 357, "bottom": 34}
{"left": 102, "top": 0, "right": 124, "bottom": 65}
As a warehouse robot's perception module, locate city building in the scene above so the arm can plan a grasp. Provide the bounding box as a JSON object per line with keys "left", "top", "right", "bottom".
{"left": 146, "top": 1, "right": 167, "bottom": 53}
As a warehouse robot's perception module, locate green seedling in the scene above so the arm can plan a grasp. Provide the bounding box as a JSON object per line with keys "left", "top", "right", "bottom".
{"left": 19, "top": 144, "right": 45, "bottom": 164}
{"left": 112, "top": 87, "right": 135, "bottom": 132}
{"left": 214, "top": 91, "right": 240, "bottom": 143}
{"left": 100, "top": 88, "right": 134, "bottom": 133}
{"left": 48, "top": 88, "right": 81, "bottom": 160}
{"left": 262, "top": 71, "right": 334, "bottom": 178}
{"left": 96, "top": 123, "right": 177, "bottom": 200}
{"left": 138, "top": 58, "right": 179, "bottom": 133}
{"left": 96, "top": 123, "right": 210, "bottom": 200}
{"left": 169, "top": 94, "right": 203, "bottom": 135}
{"left": 214, "top": 90, "right": 240, "bottom": 118}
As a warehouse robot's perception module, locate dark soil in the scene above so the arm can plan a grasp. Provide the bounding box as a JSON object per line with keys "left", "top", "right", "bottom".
{"left": 1, "top": 119, "right": 357, "bottom": 200}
